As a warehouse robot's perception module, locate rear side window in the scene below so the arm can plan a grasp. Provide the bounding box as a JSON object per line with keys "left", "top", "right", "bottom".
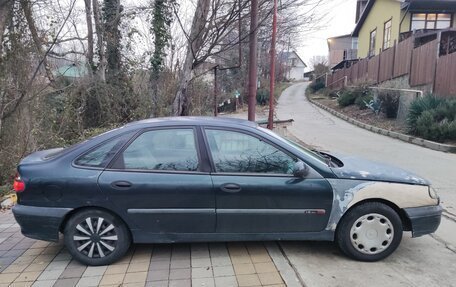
{"left": 75, "top": 133, "right": 133, "bottom": 168}
{"left": 111, "top": 128, "right": 199, "bottom": 171}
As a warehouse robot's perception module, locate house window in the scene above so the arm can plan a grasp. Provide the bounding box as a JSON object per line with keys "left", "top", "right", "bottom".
{"left": 383, "top": 19, "right": 392, "bottom": 50}
{"left": 411, "top": 13, "right": 452, "bottom": 30}
{"left": 369, "top": 29, "right": 377, "bottom": 57}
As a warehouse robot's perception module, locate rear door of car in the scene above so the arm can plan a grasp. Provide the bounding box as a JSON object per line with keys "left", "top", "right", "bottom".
{"left": 203, "top": 127, "right": 333, "bottom": 233}
{"left": 98, "top": 126, "right": 215, "bottom": 235}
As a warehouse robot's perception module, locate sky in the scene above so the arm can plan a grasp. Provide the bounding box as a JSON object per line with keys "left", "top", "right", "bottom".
{"left": 296, "top": 0, "right": 357, "bottom": 66}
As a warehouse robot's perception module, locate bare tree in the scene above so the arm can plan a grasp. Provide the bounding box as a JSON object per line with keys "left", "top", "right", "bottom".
{"left": 84, "top": 0, "right": 95, "bottom": 71}
{"left": 172, "top": 0, "right": 211, "bottom": 116}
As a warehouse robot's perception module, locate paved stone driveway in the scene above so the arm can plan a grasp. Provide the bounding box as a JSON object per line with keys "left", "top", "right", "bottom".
{"left": 0, "top": 210, "right": 287, "bottom": 287}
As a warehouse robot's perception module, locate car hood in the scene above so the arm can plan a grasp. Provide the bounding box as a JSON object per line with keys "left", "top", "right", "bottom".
{"left": 329, "top": 154, "right": 430, "bottom": 186}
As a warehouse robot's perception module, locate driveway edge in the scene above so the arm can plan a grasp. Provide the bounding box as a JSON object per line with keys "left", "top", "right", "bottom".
{"left": 307, "top": 97, "right": 456, "bottom": 154}
{"left": 265, "top": 242, "right": 305, "bottom": 287}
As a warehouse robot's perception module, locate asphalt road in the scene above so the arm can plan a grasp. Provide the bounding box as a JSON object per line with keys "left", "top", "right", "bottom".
{"left": 275, "top": 82, "right": 456, "bottom": 287}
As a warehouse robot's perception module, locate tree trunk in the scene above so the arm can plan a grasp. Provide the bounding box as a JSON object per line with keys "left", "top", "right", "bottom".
{"left": 0, "top": 0, "right": 13, "bottom": 64}
{"left": 20, "top": 0, "right": 55, "bottom": 84}
{"left": 84, "top": 0, "right": 95, "bottom": 72}
{"left": 103, "top": 0, "right": 122, "bottom": 83}
{"left": 92, "top": 0, "right": 106, "bottom": 81}
{"left": 172, "top": 0, "right": 211, "bottom": 116}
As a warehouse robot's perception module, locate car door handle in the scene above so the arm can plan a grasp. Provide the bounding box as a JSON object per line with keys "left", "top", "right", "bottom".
{"left": 220, "top": 183, "right": 241, "bottom": 193}
{"left": 111, "top": 181, "right": 132, "bottom": 189}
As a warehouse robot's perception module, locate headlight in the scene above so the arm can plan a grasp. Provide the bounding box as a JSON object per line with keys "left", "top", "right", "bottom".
{"left": 428, "top": 186, "right": 439, "bottom": 200}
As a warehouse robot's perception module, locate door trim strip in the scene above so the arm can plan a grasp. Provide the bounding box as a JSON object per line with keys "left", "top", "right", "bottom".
{"left": 128, "top": 208, "right": 215, "bottom": 214}
{"left": 217, "top": 209, "right": 326, "bottom": 215}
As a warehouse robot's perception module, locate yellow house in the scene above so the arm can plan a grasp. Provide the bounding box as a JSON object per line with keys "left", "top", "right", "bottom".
{"left": 353, "top": 0, "right": 456, "bottom": 58}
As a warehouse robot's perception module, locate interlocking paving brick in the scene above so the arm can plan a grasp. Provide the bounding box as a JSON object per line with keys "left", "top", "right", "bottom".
{"left": 37, "top": 269, "right": 66, "bottom": 281}
{"left": 170, "top": 259, "right": 191, "bottom": 269}
{"left": 258, "top": 272, "right": 283, "bottom": 285}
{"left": 75, "top": 275, "right": 102, "bottom": 287}
{"left": 127, "top": 263, "right": 149, "bottom": 273}
{"left": 169, "top": 268, "right": 191, "bottom": 280}
{"left": 192, "top": 277, "right": 215, "bottom": 287}
{"left": 145, "top": 280, "right": 169, "bottom": 287}
{"left": 2, "top": 263, "right": 28, "bottom": 273}
{"left": 215, "top": 275, "right": 238, "bottom": 287}
{"left": 123, "top": 271, "right": 147, "bottom": 283}
{"left": 82, "top": 266, "right": 107, "bottom": 277}
{"left": 1, "top": 210, "right": 285, "bottom": 287}
{"left": 191, "top": 257, "right": 212, "bottom": 268}
{"left": 59, "top": 266, "right": 86, "bottom": 279}
{"left": 99, "top": 273, "right": 125, "bottom": 285}
{"left": 149, "top": 260, "right": 170, "bottom": 270}
{"left": 236, "top": 274, "right": 261, "bottom": 287}
{"left": 253, "top": 262, "right": 277, "bottom": 274}
{"left": 53, "top": 277, "right": 80, "bottom": 287}
{"left": 169, "top": 279, "right": 191, "bottom": 287}
{"left": 31, "top": 279, "right": 57, "bottom": 287}
{"left": 213, "top": 265, "right": 235, "bottom": 277}
{"left": 105, "top": 263, "right": 128, "bottom": 275}
{"left": 191, "top": 267, "right": 213, "bottom": 279}
{"left": 233, "top": 263, "right": 256, "bottom": 275}
{"left": 146, "top": 269, "right": 169, "bottom": 282}
{"left": 0, "top": 272, "right": 20, "bottom": 284}
{"left": 14, "top": 271, "right": 41, "bottom": 282}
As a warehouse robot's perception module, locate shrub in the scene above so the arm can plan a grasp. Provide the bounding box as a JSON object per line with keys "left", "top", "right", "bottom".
{"left": 337, "top": 90, "right": 357, "bottom": 107}
{"left": 256, "top": 89, "right": 269, "bottom": 105}
{"left": 407, "top": 95, "right": 445, "bottom": 132}
{"left": 378, "top": 90, "right": 400, "bottom": 118}
{"left": 355, "top": 94, "right": 374, "bottom": 110}
{"left": 308, "top": 81, "right": 325, "bottom": 94}
{"left": 407, "top": 95, "right": 456, "bottom": 142}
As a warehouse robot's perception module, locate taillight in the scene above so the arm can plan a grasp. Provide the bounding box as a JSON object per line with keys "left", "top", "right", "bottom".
{"left": 13, "top": 173, "right": 25, "bottom": 192}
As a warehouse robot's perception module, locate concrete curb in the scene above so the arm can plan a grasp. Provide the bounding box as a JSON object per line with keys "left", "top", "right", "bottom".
{"left": 265, "top": 242, "right": 305, "bottom": 287}
{"left": 307, "top": 97, "right": 456, "bottom": 154}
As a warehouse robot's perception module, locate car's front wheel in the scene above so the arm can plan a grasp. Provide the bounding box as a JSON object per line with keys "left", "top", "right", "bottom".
{"left": 336, "top": 202, "right": 403, "bottom": 262}
{"left": 64, "top": 209, "right": 131, "bottom": 266}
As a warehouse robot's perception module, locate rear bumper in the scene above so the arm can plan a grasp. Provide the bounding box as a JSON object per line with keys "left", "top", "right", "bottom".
{"left": 404, "top": 205, "right": 442, "bottom": 238}
{"left": 12, "top": 204, "right": 72, "bottom": 242}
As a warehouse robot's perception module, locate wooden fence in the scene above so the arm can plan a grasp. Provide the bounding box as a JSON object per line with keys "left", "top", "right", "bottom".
{"left": 326, "top": 31, "right": 456, "bottom": 97}
{"left": 410, "top": 39, "right": 437, "bottom": 86}
{"left": 435, "top": 52, "right": 456, "bottom": 97}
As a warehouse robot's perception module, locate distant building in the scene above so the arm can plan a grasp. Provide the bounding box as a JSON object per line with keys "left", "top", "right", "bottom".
{"left": 327, "top": 34, "right": 358, "bottom": 68}
{"left": 352, "top": 0, "right": 456, "bottom": 58}
{"left": 278, "top": 51, "right": 307, "bottom": 81}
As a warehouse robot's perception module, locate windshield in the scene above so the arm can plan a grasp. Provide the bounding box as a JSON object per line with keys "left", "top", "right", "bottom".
{"left": 258, "top": 127, "right": 328, "bottom": 164}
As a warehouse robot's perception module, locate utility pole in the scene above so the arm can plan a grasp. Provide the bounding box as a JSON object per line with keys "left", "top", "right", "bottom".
{"left": 267, "top": 0, "right": 278, "bottom": 130}
{"left": 213, "top": 66, "right": 218, "bottom": 116}
{"left": 248, "top": 0, "right": 259, "bottom": 121}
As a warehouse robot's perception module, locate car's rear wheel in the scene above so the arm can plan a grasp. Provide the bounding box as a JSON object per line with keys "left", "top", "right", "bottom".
{"left": 64, "top": 209, "right": 131, "bottom": 266}
{"left": 336, "top": 202, "right": 403, "bottom": 262}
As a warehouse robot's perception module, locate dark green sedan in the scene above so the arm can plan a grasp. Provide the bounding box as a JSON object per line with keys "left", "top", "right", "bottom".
{"left": 12, "top": 117, "right": 442, "bottom": 265}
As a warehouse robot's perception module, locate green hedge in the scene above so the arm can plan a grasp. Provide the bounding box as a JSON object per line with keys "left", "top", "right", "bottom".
{"left": 407, "top": 95, "right": 456, "bottom": 142}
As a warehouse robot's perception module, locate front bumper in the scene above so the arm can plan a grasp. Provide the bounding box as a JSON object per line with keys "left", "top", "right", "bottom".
{"left": 13, "top": 204, "right": 72, "bottom": 242}
{"left": 404, "top": 205, "right": 442, "bottom": 238}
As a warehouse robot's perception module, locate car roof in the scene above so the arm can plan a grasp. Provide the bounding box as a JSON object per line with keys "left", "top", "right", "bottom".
{"left": 124, "top": 116, "right": 259, "bottom": 129}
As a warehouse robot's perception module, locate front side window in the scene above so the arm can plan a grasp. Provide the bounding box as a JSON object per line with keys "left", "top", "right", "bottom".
{"left": 112, "top": 129, "right": 199, "bottom": 171}
{"left": 383, "top": 19, "right": 392, "bottom": 50}
{"left": 75, "top": 133, "right": 133, "bottom": 168}
{"left": 205, "top": 129, "right": 295, "bottom": 174}
{"left": 369, "top": 29, "right": 377, "bottom": 57}
{"left": 411, "top": 13, "right": 452, "bottom": 30}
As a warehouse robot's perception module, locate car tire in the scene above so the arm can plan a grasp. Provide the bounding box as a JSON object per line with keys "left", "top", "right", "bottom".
{"left": 336, "top": 202, "right": 403, "bottom": 262}
{"left": 64, "top": 209, "right": 131, "bottom": 266}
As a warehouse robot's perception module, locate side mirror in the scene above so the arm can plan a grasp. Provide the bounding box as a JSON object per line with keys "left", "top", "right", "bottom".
{"left": 293, "top": 161, "right": 309, "bottom": 178}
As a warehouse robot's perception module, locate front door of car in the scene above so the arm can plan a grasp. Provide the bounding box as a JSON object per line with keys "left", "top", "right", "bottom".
{"left": 98, "top": 127, "right": 215, "bottom": 235}
{"left": 204, "top": 128, "right": 333, "bottom": 233}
